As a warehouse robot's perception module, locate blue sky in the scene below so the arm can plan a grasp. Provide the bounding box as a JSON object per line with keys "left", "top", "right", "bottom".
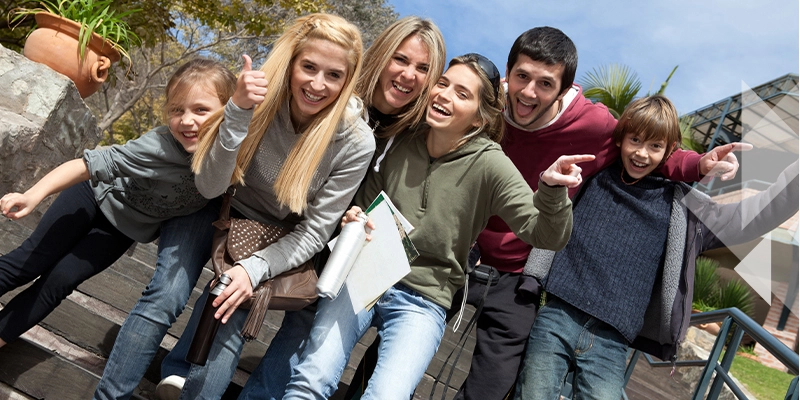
{"left": 387, "top": 0, "right": 799, "bottom": 115}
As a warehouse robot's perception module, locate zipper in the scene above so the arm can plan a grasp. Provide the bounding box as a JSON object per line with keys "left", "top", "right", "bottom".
{"left": 422, "top": 161, "right": 432, "bottom": 210}
{"left": 670, "top": 348, "right": 679, "bottom": 376}
{"left": 673, "top": 226, "right": 702, "bottom": 364}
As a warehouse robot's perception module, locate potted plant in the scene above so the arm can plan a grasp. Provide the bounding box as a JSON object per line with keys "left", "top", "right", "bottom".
{"left": 12, "top": 0, "right": 141, "bottom": 98}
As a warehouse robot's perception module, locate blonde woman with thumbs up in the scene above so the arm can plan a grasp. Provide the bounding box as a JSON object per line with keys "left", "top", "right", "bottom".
{"left": 93, "top": 13, "right": 373, "bottom": 400}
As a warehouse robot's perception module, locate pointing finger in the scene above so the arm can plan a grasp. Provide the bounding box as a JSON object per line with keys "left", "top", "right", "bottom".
{"left": 559, "top": 154, "right": 596, "bottom": 166}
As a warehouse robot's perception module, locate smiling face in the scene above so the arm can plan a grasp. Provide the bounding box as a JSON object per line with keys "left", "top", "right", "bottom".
{"left": 618, "top": 132, "right": 668, "bottom": 180}
{"left": 506, "top": 54, "right": 567, "bottom": 130}
{"left": 168, "top": 85, "right": 225, "bottom": 153}
{"left": 426, "top": 64, "right": 482, "bottom": 137}
{"left": 289, "top": 39, "right": 349, "bottom": 129}
{"left": 372, "top": 34, "right": 431, "bottom": 115}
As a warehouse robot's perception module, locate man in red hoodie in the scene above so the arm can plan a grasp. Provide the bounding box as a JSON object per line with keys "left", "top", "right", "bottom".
{"left": 455, "top": 26, "right": 743, "bottom": 400}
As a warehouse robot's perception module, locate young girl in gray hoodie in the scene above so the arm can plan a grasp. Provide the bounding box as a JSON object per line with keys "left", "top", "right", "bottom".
{"left": 0, "top": 59, "right": 235, "bottom": 349}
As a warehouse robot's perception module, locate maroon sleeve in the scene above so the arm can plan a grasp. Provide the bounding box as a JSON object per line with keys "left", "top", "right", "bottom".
{"left": 564, "top": 110, "right": 617, "bottom": 197}
{"left": 659, "top": 148, "right": 703, "bottom": 182}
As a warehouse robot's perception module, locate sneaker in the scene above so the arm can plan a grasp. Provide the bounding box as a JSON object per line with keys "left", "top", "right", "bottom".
{"left": 155, "top": 375, "right": 185, "bottom": 400}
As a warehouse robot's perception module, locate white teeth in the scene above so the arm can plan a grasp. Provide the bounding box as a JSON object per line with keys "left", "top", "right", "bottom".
{"left": 393, "top": 82, "right": 412, "bottom": 93}
{"left": 182, "top": 132, "right": 197, "bottom": 138}
{"left": 432, "top": 103, "right": 450, "bottom": 116}
{"left": 519, "top": 99, "right": 533, "bottom": 107}
{"left": 632, "top": 160, "right": 647, "bottom": 168}
{"left": 304, "top": 90, "right": 323, "bottom": 102}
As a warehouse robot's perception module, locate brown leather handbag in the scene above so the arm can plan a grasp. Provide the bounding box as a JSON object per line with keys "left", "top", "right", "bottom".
{"left": 210, "top": 189, "right": 318, "bottom": 340}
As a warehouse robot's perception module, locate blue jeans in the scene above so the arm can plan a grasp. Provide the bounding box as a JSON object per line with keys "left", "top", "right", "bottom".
{"left": 284, "top": 283, "right": 447, "bottom": 400}
{"left": 161, "top": 284, "right": 249, "bottom": 400}
{"left": 238, "top": 308, "right": 316, "bottom": 400}
{"left": 93, "top": 200, "right": 219, "bottom": 400}
{"left": 0, "top": 182, "right": 134, "bottom": 342}
{"left": 514, "top": 296, "right": 629, "bottom": 400}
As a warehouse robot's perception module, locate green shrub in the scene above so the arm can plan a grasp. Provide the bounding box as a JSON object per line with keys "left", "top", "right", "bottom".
{"left": 717, "top": 279, "right": 755, "bottom": 317}
{"left": 692, "top": 256, "right": 755, "bottom": 317}
{"left": 693, "top": 256, "right": 721, "bottom": 309}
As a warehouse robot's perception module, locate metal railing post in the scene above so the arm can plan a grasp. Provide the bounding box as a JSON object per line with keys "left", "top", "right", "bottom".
{"left": 623, "top": 350, "right": 640, "bottom": 388}
{"left": 785, "top": 376, "right": 798, "bottom": 400}
{"left": 708, "top": 324, "right": 745, "bottom": 399}
{"left": 692, "top": 317, "right": 734, "bottom": 400}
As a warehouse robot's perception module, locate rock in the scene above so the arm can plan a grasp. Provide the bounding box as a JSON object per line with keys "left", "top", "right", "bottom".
{"left": 0, "top": 45, "right": 102, "bottom": 230}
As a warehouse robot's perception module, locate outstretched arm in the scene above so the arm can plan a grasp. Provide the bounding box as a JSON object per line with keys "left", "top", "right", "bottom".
{"left": 692, "top": 160, "right": 798, "bottom": 251}
{"left": 696, "top": 142, "right": 753, "bottom": 182}
{"left": 1, "top": 159, "right": 89, "bottom": 219}
{"left": 195, "top": 54, "right": 267, "bottom": 198}
{"left": 660, "top": 143, "right": 753, "bottom": 182}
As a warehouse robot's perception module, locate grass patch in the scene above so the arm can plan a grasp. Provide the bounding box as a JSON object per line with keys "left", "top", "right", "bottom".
{"left": 730, "top": 354, "right": 796, "bottom": 399}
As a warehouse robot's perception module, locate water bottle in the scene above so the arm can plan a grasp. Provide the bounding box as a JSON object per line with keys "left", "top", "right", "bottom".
{"left": 316, "top": 211, "right": 368, "bottom": 299}
{"left": 186, "top": 273, "right": 232, "bottom": 365}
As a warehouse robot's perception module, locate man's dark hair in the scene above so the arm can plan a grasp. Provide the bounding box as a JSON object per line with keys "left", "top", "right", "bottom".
{"left": 507, "top": 26, "right": 578, "bottom": 93}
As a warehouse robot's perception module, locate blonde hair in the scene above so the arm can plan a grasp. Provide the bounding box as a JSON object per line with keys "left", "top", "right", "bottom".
{"left": 163, "top": 58, "right": 236, "bottom": 121}
{"left": 447, "top": 54, "right": 506, "bottom": 145}
{"left": 355, "top": 16, "right": 445, "bottom": 138}
{"left": 613, "top": 95, "right": 681, "bottom": 158}
{"left": 192, "top": 13, "right": 364, "bottom": 213}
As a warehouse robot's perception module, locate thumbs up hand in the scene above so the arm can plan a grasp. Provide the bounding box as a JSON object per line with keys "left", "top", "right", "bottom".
{"left": 232, "top": 54, "right": 268, "bottom": 110}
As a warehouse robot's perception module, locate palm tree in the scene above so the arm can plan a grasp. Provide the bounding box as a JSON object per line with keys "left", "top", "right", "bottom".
{"left": 579, "top": 64, "right": 642, "bottom": 118}
{"left": 579, "top": 64, "right": 703, "bottom": 151}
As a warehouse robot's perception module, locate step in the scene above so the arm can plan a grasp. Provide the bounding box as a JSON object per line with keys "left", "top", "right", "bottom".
{"left": 0, "top": 335, "right": 147, "bottom": 400}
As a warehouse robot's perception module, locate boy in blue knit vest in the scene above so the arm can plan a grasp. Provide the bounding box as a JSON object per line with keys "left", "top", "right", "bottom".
{"left": 515, "top": 95, "right": 798, "bottom": 400}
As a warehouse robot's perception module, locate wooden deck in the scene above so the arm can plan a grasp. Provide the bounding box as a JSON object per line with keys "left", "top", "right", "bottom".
{"left": 0, "top": 216, "right": 696, "bottom": 399}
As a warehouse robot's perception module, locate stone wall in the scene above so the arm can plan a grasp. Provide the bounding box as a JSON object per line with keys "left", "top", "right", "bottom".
{"left": 0, "top": 45, "right": 102, "bottom": 230}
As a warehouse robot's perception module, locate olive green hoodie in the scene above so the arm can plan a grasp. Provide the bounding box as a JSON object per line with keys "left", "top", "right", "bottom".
{"left": 355, "top": 129, "right": 573, "bottom": 309}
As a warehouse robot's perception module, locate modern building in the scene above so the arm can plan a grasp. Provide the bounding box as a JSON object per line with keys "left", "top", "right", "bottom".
{"left": 683, "top": 73, "right": 799, "bottom": 371}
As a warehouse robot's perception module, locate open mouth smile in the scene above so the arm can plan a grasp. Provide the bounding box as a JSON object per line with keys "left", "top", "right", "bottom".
{"left": 431, "top": 102, "right": 451, "bottom": 116}
{"left": 303, "top": 89, "right": 324, "bottom": 102}
{"left": 393, "top": 81, "right": 412, "bottom": 94}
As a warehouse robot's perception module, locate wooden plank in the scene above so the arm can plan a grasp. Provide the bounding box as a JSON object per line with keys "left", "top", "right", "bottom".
{"left": 0, "top": 339, "right": 101, "bottom": 400}
{"left": 0, "top": 380, "right": 36, "bottom": 400}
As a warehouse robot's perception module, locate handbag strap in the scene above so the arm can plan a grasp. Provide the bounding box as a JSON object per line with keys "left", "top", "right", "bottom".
{"left": 219, "top": 186, "right": 236, "bottom": 222}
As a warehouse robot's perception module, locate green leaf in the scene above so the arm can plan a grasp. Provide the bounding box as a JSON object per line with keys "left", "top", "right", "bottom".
{"left": 579, "top": 63, "right": 642, "bottom": 118}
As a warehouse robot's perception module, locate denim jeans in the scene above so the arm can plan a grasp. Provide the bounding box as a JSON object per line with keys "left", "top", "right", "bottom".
{"left": 514, "top": 296, "right": 629, "bottom": 400}
{"left": 0, "top": 182, "right": 134, "bottom": 342}
{"left": 238, "top": 307, "right": 316, "bottom": 400}
{"left": 284, "top": 283, "right": 447, "bottom": 400}
{"left": 160, "top": 284, "right": 249, "bottom": 400}
{"left": 93, "top": 201, "right": 219, "bottom": 400}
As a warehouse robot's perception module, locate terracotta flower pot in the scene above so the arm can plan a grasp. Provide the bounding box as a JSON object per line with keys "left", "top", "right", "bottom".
{"left": 23, "top": 12, "right": 121, "bottom": 98}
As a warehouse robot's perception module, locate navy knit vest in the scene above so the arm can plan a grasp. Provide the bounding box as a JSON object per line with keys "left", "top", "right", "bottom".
{"left": 544, "top": 161, "right": 672, "bottom": 343}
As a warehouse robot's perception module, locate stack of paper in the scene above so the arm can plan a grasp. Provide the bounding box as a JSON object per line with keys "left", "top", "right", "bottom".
{"left": 328, "top": 191, "right": 417, "bottom": 313}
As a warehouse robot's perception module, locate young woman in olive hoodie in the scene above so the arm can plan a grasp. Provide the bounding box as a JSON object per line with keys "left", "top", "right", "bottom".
{"left": 283, "top": 54, "right": 591, "bottom": 400}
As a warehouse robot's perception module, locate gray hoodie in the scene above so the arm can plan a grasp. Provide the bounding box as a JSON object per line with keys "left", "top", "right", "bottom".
{"left": 195, "top": 96, "right": 375, "bottom": 288}
{"left": 84, "top": 126, "right": 206, "bottom": 243}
